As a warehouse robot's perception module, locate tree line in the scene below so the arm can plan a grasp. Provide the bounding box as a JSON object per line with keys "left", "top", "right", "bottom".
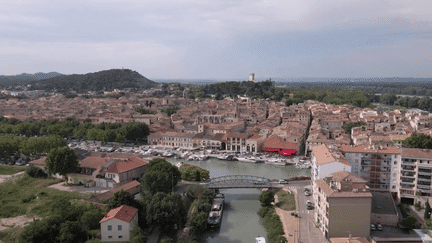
{"left": 0, "top": 117, "right": 149, "bottom": 143}
{"left": 378, "top": 93, "right": 432, "bottom": 112}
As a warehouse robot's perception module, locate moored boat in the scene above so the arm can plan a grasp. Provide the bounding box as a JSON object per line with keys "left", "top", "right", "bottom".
{"left": 207, "top": 193, "right": 225, "bottom": 228}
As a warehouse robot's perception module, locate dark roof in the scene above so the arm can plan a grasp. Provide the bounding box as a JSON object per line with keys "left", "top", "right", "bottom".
{"left": 371, "top": 192, "right": 397, "bottom": 215}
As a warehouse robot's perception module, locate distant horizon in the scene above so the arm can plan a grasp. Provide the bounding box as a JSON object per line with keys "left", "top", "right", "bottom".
{"left": 2, "top": 70, "right": 432, "bottom": 82}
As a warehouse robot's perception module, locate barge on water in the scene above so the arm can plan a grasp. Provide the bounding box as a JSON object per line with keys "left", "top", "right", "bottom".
{"left": 207, "top": 193, "right": 225, "bottom": 228}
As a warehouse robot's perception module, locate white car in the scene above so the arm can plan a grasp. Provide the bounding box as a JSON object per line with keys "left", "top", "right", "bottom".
{"left": 279, "top": 180, "right": 288, "bottom": 184}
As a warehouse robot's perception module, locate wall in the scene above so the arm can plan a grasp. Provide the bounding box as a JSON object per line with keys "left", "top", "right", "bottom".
{"left": 328, "top": 197, "right": 372, "bottom": 238}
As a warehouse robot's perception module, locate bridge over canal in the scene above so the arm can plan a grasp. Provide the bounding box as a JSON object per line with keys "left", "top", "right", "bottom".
{"left": 206, "top": 175, "right": 284, "bottom": 189}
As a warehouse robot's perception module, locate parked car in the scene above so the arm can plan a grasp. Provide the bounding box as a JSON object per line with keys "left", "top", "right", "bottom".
{"left": 370, "top": 224, "right": 376, "bottom": 231}
{"left": 279, "top": 180, "right": 288, "bottom": 184}
{"left": 376, "top": 223, "right": 383, "bottom": 231}
{"left": 305, "top": 190, "right": 311, "bottom": 196}
{"left": 306, "top": 200, "right": 314, "bottom": 209}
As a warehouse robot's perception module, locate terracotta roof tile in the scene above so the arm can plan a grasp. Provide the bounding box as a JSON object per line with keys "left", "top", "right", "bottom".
{"left": 311, "top": 144, "right": 350, "bottom": 166}
{"left": 331, "top": 171, "right": 366, "bottom": 183}
{"left": 262, "top": 135, "right": 297, "bottom": 150}
{"left": 247, "top": 132, "right": 262, "bottom": 140}
{"left": 112, "top": 180, "right": 141, "bottom": 193}
{"left": 79, "top": 157, "right": 108, "bottom": 169}
{"left": 401, "top": 148, "right": 432, "bottom": 159}
{"left": 28, "top": 157, "right": 46, "bottom": 166}
{"left": 99, "top": 205, "right": 138, "bottom": 223}
{"left": 107, "top": 157, "right": 148, "bottom": 174}
{"left": 338, "top": 145, "right": 400, "bottom": 154}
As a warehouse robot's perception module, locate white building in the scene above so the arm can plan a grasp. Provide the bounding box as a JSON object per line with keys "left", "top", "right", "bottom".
{"left": 100, "top": 205, "right": 138, "bottom": 242}
{"left": 310, "top": 144, "right": 352, "bottom": 182}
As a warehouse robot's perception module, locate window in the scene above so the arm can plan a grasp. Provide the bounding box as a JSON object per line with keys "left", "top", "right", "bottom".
{"left": 107, "top": 225, "right": 112, "bottom": 231}
{"left": 118, "top": 225, "right": 122, "bottom": 231}
{"left": 119, "top": 236, "right": 123, "bottom": 239}
{"left": 108, "top": 236, "right": 112, "bottom": 239}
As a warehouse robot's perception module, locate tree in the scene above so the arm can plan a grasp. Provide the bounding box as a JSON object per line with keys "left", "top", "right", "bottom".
{"left": 19, "top": 216, "right": 63, "bottom": 243}
{"left": 80, "top": 209, "right": 104, "bottom": 230}
{"left": 259, "top": 190, "right": 275, "bottom": 207}
{"left": 146, "top": 192, "right": 187, "bottom": 232}
{"left": 425, "top": 200, "right": 431, "bottom": 220}
{"left": 25, "top": 166, "right": 47, "bottom": 178}
{"left": 403, "top": 133, "right": 432, "bottom": 149}
{"left": 57, "top": 220, "right": 87, "bottom": 243}
{"left": 401, "top": 215, "right": 417, "bottom": 229}
{"left": 45, "top": 146, "right": 78, "bottom": 179}
{"left": 129, "top": 223, "right": 147, "bottom": 243}
{"left": 108, "top": 190, "right": 140, "bottom": 210}
{"left": 142, "top": 158, "right": 181, "bottom": 194}
{"left": 118, "top": 121, "right": 150, "bottom": 142}
{"left": 190, "top": 211, "right": 208, "bottom": 234}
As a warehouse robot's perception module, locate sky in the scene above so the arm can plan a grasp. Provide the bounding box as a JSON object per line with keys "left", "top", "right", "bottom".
{"left": 1, "top": 0, "right": 432, "bottom": 80}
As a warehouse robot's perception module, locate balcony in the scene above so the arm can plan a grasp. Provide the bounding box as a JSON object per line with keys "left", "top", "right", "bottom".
{"left": 400, "top": 184, "right": 415, "bottom": 189}
{"left": 400, "top": 189, "right": 415, "bottom": 195}
{"left": 402, "top": 159, "right": 416, "bottom": 164}
{"left": 418, "top": 185, "right": 431, "bottom": 190}
{"left": 418, "top": 170, "right": 432, "bottom": 175}
{"left": 401, "top": 166, "right": 416, "bottom": 171}
{"left": 418, "top": 177, "right": 431, "bottom": 182}
{"left": 401, "top": 180, "right": 415, "bottom": 185}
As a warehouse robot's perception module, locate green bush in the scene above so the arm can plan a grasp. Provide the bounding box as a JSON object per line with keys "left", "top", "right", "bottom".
{"left": 21, "top": 194, "right": 36, "bottom": 203}
{"left": 25, "top": 166, "right": 47, "bottom": 178}
{"left": 257, "top": 205, "right": 287, "bottom": 243}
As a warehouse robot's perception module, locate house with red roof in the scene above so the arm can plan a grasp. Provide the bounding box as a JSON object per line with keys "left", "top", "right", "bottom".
{"left": 262, "top": 135, "right": 297, "bottom": 156}
{"left": 68, "top": 155, "right": 149, "bottom": 188}
{"left": 100, "top": 205, "right": 138, "bottom": 242}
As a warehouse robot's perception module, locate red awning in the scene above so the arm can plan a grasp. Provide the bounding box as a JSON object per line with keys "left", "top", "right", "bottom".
{"left": 280, "top": 149, "right": 296, "bottom": 155}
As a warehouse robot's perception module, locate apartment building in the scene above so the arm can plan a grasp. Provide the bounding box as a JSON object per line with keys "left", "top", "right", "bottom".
{"left": 339, "top": 145, "right": 400, "bottom": 196}
{"left": 399, "top": 148, "right": 432, "bottom": 202}
{"left": 310, "top": 144, "right": 352, "bottom": 182}
{"left": 313, "top": 171, "right": 372, "bottom": 238}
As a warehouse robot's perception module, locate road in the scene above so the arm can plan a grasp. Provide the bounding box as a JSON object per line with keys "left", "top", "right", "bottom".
{"left": 295, "top": 181, "right": 327, "bottom": 243}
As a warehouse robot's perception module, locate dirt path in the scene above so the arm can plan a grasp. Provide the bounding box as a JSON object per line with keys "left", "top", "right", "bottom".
{"left": 0, "top": 215, "right": 41, "bottom": 231}
{"left": 275, "top": 192, "right": 299, "bottom": 243}
{"left": 0, "top": 171, "right": 25, "bottom": 184}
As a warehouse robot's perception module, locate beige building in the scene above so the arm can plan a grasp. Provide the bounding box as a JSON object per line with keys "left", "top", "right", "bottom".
{"left": 313, "top": 171, "right": 372, "bottom": 239}
{"left": 311, "top": 144, "right": 352, "bottom": 182}
{"left": 100, "top": 205, "right": 138, "bottom": 242}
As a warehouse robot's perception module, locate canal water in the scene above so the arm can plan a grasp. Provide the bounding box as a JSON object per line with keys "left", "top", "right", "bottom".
{"left": 166, "top": 158, "right": 310, "bottom": 243}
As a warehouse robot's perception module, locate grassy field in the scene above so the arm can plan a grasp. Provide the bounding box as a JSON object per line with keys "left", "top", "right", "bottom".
{"left": 275, "top": 190, "right": 296, "bottom": 211}
{"left": 0, "top": 174, "right": 92, "bottom": 218}
{"left": 0, "top": 227, "right": 22, "bottom": 243}
{"left": 0, "top": 164, "right": 26, "bottom": 175}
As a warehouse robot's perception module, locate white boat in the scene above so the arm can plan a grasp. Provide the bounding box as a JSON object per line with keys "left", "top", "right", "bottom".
{"left": 175, "top": 161, "right": 184, "bottom": 168}
{"left": 256, "top": 237, "right": 266, "bottom": 243}
{"left": 237, "top": 156, "right": 258, "bottom": 163}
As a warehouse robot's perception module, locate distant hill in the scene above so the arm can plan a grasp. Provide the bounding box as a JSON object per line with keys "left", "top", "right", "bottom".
{"left": 24, "top": 69, "right": 158, "bottom": 92}
{"left": 0, "top": 72, "right": 64, "bottom": 88}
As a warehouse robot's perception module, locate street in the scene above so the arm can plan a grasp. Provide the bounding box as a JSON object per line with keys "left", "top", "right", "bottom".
{"left": 294, "top": 181, "right": 327, "bottom": 243}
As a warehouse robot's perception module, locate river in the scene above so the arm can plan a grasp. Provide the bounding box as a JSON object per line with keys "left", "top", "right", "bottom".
{"left": 166, "top": 158, "right": 310, "bottom": 243}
